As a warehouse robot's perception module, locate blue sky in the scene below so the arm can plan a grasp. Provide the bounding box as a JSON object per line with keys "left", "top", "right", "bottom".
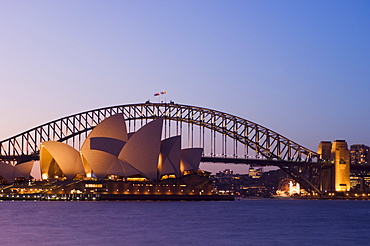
{"left": 1, "top": 1, "right": 369, "bottom": 173}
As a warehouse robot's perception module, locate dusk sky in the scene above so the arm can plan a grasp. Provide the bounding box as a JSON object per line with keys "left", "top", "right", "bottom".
{"left": 1, "top": 1, "right": 369, "bottom": 173}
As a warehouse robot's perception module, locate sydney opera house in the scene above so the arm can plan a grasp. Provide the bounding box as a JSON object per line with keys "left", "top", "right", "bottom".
{"left": 0, "top": 114, "right": 230, "bottom": 200}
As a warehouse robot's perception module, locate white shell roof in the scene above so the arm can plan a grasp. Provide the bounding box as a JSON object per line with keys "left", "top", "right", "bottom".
{"left": 40, "top": 145, "right": 54, "bottom": 178}
{"left": 119, "top": 118, "right": 163, "bottom": 181}
{"left": 81, "top": 150, "right": 120, "bottom": 179}
{"left": 15, "top": 161, "right": 34, "bottom": 178}
{"left": 81, "top": 113, "right": 128, "bottom": 152}
{"left": 0, "top": 161, "right": 17, "bottom": 183}
{"left": 0, "top": 161, "right": 31, "bottom": 183}
{"left": 159, "top": 136, "right": 181, "bottom": 177}
{"left": 40, "top": 141, "right": 85, "bottom": 179}
{"left": 38, "top": 114, "right": 204, "bottom": 182}
{"left": 180, "top": 148, "right": 203, "bottom": 173}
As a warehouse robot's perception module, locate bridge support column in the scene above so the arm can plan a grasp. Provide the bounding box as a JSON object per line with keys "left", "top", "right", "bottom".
{"left": 318, "top": 140, "right": 351, "bottom": 192}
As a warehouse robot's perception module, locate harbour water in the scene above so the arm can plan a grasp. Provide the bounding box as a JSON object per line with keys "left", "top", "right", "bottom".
{"left": 0, "top": 199, "right": 369, "bottom": 246}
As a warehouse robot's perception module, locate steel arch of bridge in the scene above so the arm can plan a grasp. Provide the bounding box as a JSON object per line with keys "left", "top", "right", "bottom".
{"left": 0, "top": 102, "right": 322, "bottom": 193}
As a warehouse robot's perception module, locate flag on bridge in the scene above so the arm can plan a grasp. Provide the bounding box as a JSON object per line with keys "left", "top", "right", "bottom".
{"left": 154, "top": 91, "right": 166, "bottom": 96}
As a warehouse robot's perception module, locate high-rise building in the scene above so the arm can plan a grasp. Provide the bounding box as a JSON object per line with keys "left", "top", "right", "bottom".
{"left": 350, "top": 144, "right": 370, "bottom": 165}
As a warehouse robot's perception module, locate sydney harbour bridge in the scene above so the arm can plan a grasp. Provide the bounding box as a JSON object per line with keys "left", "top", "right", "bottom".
{"left": 0, "top": 102, "right": 324, "bottom": 194}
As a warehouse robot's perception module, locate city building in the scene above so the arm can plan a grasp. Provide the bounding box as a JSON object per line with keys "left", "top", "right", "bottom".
{"left": 249, "top": 167, "right": 262, "bottom": 179}
{"left": 350, "top": 144, "right": 370, "bottom": 165}
{"left": 211, "top": 168, "right": 285, "bottom": 198}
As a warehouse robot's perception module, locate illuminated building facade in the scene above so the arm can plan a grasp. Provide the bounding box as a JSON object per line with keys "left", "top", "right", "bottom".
{"left": 276, "top": 178, "right": 301, "bottom": 197}
{"left": 249, "top": 167, "right": 262, "bottom": 179}
{"left": 40, "top": 115, "right": 204, "bottom": 182}
{"left": 317, "top": 141, "right": 332, "bottom": 162}
{"left": 0, "top": 114, "right": 229, "bottom": 200}
{"left": 331, "top": 140, "right": 350, "bottom": 192}
{"left": 317, "top": 141, "right": 335, "bottom": 191}
{"left": 350, "top": 144, "right": 370, "bottom": 165}
{"left": 318, "top": 140, "right": 351, "bottom": 192}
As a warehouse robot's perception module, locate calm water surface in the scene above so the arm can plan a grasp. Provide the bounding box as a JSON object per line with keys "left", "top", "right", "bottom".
{"left": 0, "top": 199, "right": 369, "bottom": 246}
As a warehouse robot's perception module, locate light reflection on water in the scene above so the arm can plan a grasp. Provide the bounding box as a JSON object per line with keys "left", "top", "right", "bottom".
{"left": 0, "top": 199, "right": 369, "bottom": 246}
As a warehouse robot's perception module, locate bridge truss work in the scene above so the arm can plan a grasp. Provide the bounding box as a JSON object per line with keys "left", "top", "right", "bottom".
{"left": 0, "top": 102, "right": 323, "bottom": 193}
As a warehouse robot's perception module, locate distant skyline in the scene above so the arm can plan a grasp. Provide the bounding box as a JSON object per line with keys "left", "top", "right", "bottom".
{"left": 1, "top": 1, "right": 369, "bottom": 173}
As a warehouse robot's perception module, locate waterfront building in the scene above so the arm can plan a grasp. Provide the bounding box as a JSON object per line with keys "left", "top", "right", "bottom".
{"left": 276, "top": 178, "right": 301, "bottom": 197}
{"left": 40, "top": 115, "right": 203, "bottom": 182}
{"left": 249, "top": 167, "right": 262, "bottom": 179}
{"left": 350, "top": 144, "right": 370, "bottom": 165}
{"left": 349, "top": 144, "right": 370, "bottom": 191}
{"left": 211, "top": 168, "right": 284, "bottom": 197}
{"left": 0, "top": 114, "right": 227, "bottom": 200}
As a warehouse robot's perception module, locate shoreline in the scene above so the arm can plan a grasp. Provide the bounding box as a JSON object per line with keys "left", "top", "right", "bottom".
{"left": 0, "top": 193, "right": 235, "bottom": 201}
